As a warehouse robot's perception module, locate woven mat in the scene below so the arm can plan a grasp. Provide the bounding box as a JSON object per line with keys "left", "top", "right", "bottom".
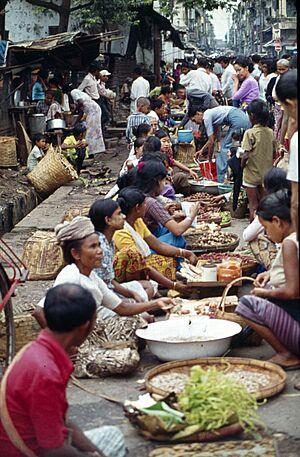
{"left": 148, "top": 439, "right": 277, "bottom": 457}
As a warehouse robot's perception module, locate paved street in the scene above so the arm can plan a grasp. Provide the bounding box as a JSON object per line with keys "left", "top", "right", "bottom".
{"left": 4, "top": 143, "right": 300, "bottom": 457}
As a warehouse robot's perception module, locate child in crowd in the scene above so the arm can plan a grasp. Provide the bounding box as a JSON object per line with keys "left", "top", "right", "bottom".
{"left": 241, "top": 99, "right": 277, "bottom": 221}
{"left": 121, "top": 137, "right": 145, "bottom": 176}
{"left": 61, "top": 123, "right": 88, "bottom": 174}
{"left": 27, "top": 133, "right": 46, "bottom": 172}
{"left": 236, "top": 190, "right": 299, "bottom": 369}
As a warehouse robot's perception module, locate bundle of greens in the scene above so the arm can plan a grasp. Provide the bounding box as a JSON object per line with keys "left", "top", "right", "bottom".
{"left": 177, "top": 365, "right": 260, "bottom": 436}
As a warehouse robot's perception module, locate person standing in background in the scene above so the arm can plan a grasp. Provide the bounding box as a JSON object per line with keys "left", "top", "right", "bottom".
{"left": 130, "top": 67, "right": 150, "bottom": 113}
{"left": 78, "top": 60, "right": 101, "bottom": 106}
{"left": 220, "top": 56, "right": 235, "bottom": 100}
{"left": 232, "top": 57, "right": 259, "bottom": 109}
{"left": 251, "top": 54, "right": 262, "bottom": 81}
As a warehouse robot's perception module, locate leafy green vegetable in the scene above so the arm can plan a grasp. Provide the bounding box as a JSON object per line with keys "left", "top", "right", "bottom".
{"left": 177, "top": 366, "right": 261, "bottom": 433}
{"left": 138, "top": 401, "right": 184, "bottom": 429}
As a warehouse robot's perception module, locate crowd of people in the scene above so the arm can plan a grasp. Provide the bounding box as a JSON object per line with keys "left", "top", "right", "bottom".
{"left": 1, "top": 53, "right": 298, "bottom": 456}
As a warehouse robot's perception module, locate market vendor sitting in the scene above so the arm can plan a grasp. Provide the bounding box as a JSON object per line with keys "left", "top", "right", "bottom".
{"left": 27, "top": 132, "right": 46, "bottom": 172}
{"left": 170, "top": 84, "right": 187, "bottom": 111}
{"left": 37, "top": 89, "right": 62, "bottom": 121}
{"left": 61, "top": 123, "right": 88, "bottom": 174}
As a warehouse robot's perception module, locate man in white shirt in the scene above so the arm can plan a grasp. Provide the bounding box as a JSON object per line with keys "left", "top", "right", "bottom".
{"left": 251, "top": 54, "right": 262, "bottom": 81}
{"left": 130, "top": 67, "right": 150, "bottom": 113}
{"left": 180, "top": 58, "right": 212, "bottom": 93}
{"left": 78, "top": 61, "right": 101, "bottom": 103}
{"left": 220, "top": 56, "right": 236, "bottom": 99}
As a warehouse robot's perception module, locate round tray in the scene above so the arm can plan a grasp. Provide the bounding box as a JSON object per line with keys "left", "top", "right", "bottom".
{"left": 198, "top": 216, "right": 222, "bottom": 225}
{"left": 220, "top": 221, "right": 231, "bottom": 228}
{"left": 145, "top": 357, "right": 286, "bottom": 401}
{"left": 187, "top": 234, "right": 239, "bottom": 254}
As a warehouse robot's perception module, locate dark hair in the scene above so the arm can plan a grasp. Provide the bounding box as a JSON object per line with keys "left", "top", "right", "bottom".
{"left": 73, "top": 123, "right": 87, "bottom": 137}
{"left": 117, "top": 187, "right": 145, "bottom": 215}
{"left": 133, "top": 66, "right": 143, "bottom": 76}
{"left": 246, "top": 99, "right": 269, "bottom": 126}
{"left": 160, "top": 85, "right": 172, "bottom": 96}
{"left": 263, "top": 167, "right": 291, "bottom": 194}
{"left": 134, "top": 137, "right": 145, "bottom": 150}
{"left": 45, "top": 90, "right": 55, "bottom": 98}
{"left": 233, "top": 56, "right": 254, "bottom": 73}
{"left": 61, "top": 238, "right": 85, "bottom": 264}
{"left": 48, "top": 77, "right": 59, "bottom": 87}
{"left": 32, "top": 132, "right": 45, "bottom": 144}
{"left": 155, "top": 129, "right": 169, "bottom": 140}
{"left": 62, "top": 83, "right": 73, "bottom": 94}
{"left": 132, "top": 123, "right": 151, "bottom": 138}
{"left": 44, "top": 283, "right": 96, "bottom": 332}
{"left": 142, "top": 151, "right": 168, "bottom": 165}
{"left": 150, "top": 98, "right": 165, "bottom": 111}
{"left": 220, "top": 56, "right": 230, "bottom": 65}
{"left": 188, "top": 105, "right": 203, "bottom": 117}
{"left": 143, "top": 136, "right": 162, "bottom": 153}
{"left": 181, "top": 61, "right": 190, "bottom": 68}
{"left": 117, "top": 168, "right": 137, "bottom": 190}
{"left": 176, "top": 84, "right": 185, "bottom": 91}
{"left": 281, "top": 53, "right": 291, "bottom": 60}
{"left": 256, "top": 189, "right": 291, "bottom": 222}
{"left": 197, "top": 57, "right": 208, "bottom": 68}
{"left": 251, "top": 54, "right": 261, "bottom": 64}
{"left": 135, "top": 160, "right": 167, "bottom": 194}
{"left": 89, "top": 199, "right": 119, "bottom": 232}
{"left": 275, "top": 69, "right": 297, "bottom": 103}
{"left": 260, "top": 58, "right": 277, "bottom": 74}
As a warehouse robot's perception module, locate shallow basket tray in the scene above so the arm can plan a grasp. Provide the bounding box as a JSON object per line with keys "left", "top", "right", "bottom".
{"left": 187, "top": 233, "right": 239, "bottom": 254}
{"left": 145, "top": 357, "right": 286, "bottom": 401}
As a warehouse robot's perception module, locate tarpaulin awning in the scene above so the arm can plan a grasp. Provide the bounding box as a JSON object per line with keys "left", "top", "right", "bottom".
{"left": 2, "top": 30, "right": 123, "bottom": 71}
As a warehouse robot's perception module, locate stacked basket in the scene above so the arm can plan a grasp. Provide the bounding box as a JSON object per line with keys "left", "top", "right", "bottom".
{"left": 0, "top": 136, "right": 18, "bottom": 167}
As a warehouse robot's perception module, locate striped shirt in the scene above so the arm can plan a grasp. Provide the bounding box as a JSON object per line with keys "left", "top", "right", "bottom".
{"left": 126, "top": 112, "right": 150, "bottom": 143}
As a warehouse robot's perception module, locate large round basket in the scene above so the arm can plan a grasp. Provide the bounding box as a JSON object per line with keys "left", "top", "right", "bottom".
{"left": 27, "top": 145, "right": 78, "bottom": 194}
{"left": 0, "top": 136, "right": 18, "bottom": 167}
{"left": 187, "top": 233, "right": 239, "bottom": 254}
{"left": 145, "top": 357, "right": 286, "bottom": 401}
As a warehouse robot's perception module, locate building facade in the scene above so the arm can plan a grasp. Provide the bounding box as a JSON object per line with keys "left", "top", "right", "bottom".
{"left": 228, "top": 0, "right": 297, "bottom": 56}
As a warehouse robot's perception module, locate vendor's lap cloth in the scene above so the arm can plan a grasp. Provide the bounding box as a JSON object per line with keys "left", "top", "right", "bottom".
{"left": 148, "top": 439, "right": 277, "bottom": 457}
{"left": 114, "top": 248, "right": 176, "bottom": 283}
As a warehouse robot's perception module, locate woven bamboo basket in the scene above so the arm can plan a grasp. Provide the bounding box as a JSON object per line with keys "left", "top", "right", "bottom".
{"left": 0, "top": 313, "right": 39, "bottom": 357}
{"left": 145, "top": 356, "right": 286, "bottom": 400}
{"left": 0, "top": 136, "right": 18, "bottom": 167}
{"left": 21, "top": 230, "right": 65, "bottom": 280}
{"left": 63, "top": 206, "right": 90, "bottom": 222}
{"left": 27, "top": 145, "right": 78, "bottom": 194}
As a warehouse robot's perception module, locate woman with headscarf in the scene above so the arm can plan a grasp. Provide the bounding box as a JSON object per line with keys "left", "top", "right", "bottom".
{"left": 33, "top": 216, "right": 172, "bottom": 377}
{"left": 71, "top": 89, "right": 105, "bottom": 156}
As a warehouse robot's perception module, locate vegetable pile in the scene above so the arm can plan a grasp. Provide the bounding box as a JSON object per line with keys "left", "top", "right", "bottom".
{"left": 177, "top": 366, "right": 260, "bottom": 435}
{"left": 197, "top": 251, "right": 256, "bottom": 268}
{"left": 186, "top": 231, "right": 238, "bottom": 249}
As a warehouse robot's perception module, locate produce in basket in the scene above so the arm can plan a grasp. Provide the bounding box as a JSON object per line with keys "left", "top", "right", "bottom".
{"left": 186, "top": 231, "right": 238, "bottom": 250}
{"left": 176, "top": 365, "right": 260, "bottom": 437}
{"left": 220, "top": 211, "right": 231, "bottom": 226}
{"left": 197, "top": 251, "right": 256, "bottom": 269}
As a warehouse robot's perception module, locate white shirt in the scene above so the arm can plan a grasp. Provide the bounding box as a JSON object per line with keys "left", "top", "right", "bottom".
{"left": 27, "top": 145, "right": 44, "bottom": 171}
{"left": 209, "top": 72, "right": 220, "bottom": 91}
{"left": 287, "top": 131, "right": 298, "bottom": 182}
{"left": 251, "top": 63, "right": 261, "bottom": 80}
{"left": 37, "top": 263, "right": 122, "bottom": 319}
{"left": 78, "top": 73, "right": 99, "bottom": 100}
{"left": 130, "top": 76, "right": 150, "bottom": 113}
{"left": 258, "top": 72, "right": 277, "bottom": 101}
{"left": 221, "top": 64, "right": 235, "bottom": 99}
{"left": 180, "top": 69, "right": 212, "bottom": 93}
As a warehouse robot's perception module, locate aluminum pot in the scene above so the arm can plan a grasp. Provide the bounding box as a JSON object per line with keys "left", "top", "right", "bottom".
{"left": 28, "top": 114, "right": 46, "bottom": 135}
{"left": 136, "top": 317, "right": 242, "bottom": 361}
{"left": 46, "top": 118, "right": 66, "bottom": 130}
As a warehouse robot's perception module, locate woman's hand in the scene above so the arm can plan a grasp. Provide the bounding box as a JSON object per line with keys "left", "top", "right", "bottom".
{"left": 194, "top": 150, "right": 204, "bottom": 161}
{"left": 131, "top": 291, "right": 144, "bottom": 303}
{"left": 165, "top": 203, "right": 178, "bottom": 215}
{"left": 189, "top": 202, "right": 200, "bottom": 220}
{"left": 189, "top": 170, "right": 199, "bottom": 181}
{"left": 211, "top": 195, "right": 225, "bottom": 204}
{"left": 183, "top": 250, "right": 197, "bottom": 265}
{"left": 253, "top": 271, "right": 270, "bottom": 288}
{"left": 175, "top": 281, "right": 195, "bottom": 296}
{"left": 251, "top": 287, "right": 270, "bottom": 298}
{"left": 155, "top": 297, "right": 174, "bottom": 310}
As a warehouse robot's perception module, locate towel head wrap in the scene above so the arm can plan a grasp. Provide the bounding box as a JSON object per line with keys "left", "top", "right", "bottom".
{"left": 71, "top": 89, "right": 91, "bottom": 103}
{"left": 55, "top": 216, "right": 95, "bottom": 246}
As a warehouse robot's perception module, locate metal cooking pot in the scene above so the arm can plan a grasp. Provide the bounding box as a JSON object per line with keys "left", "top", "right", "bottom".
{"left": 28, "top": 114, "right": 46, "bottom": 135}
{"left": 46, "top": 118, "right": 66, "bottom": 130}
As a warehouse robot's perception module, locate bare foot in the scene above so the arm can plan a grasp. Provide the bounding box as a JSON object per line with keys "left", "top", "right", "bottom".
{"left": 268, "top": 352, "right": 300, "bottom": 368}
